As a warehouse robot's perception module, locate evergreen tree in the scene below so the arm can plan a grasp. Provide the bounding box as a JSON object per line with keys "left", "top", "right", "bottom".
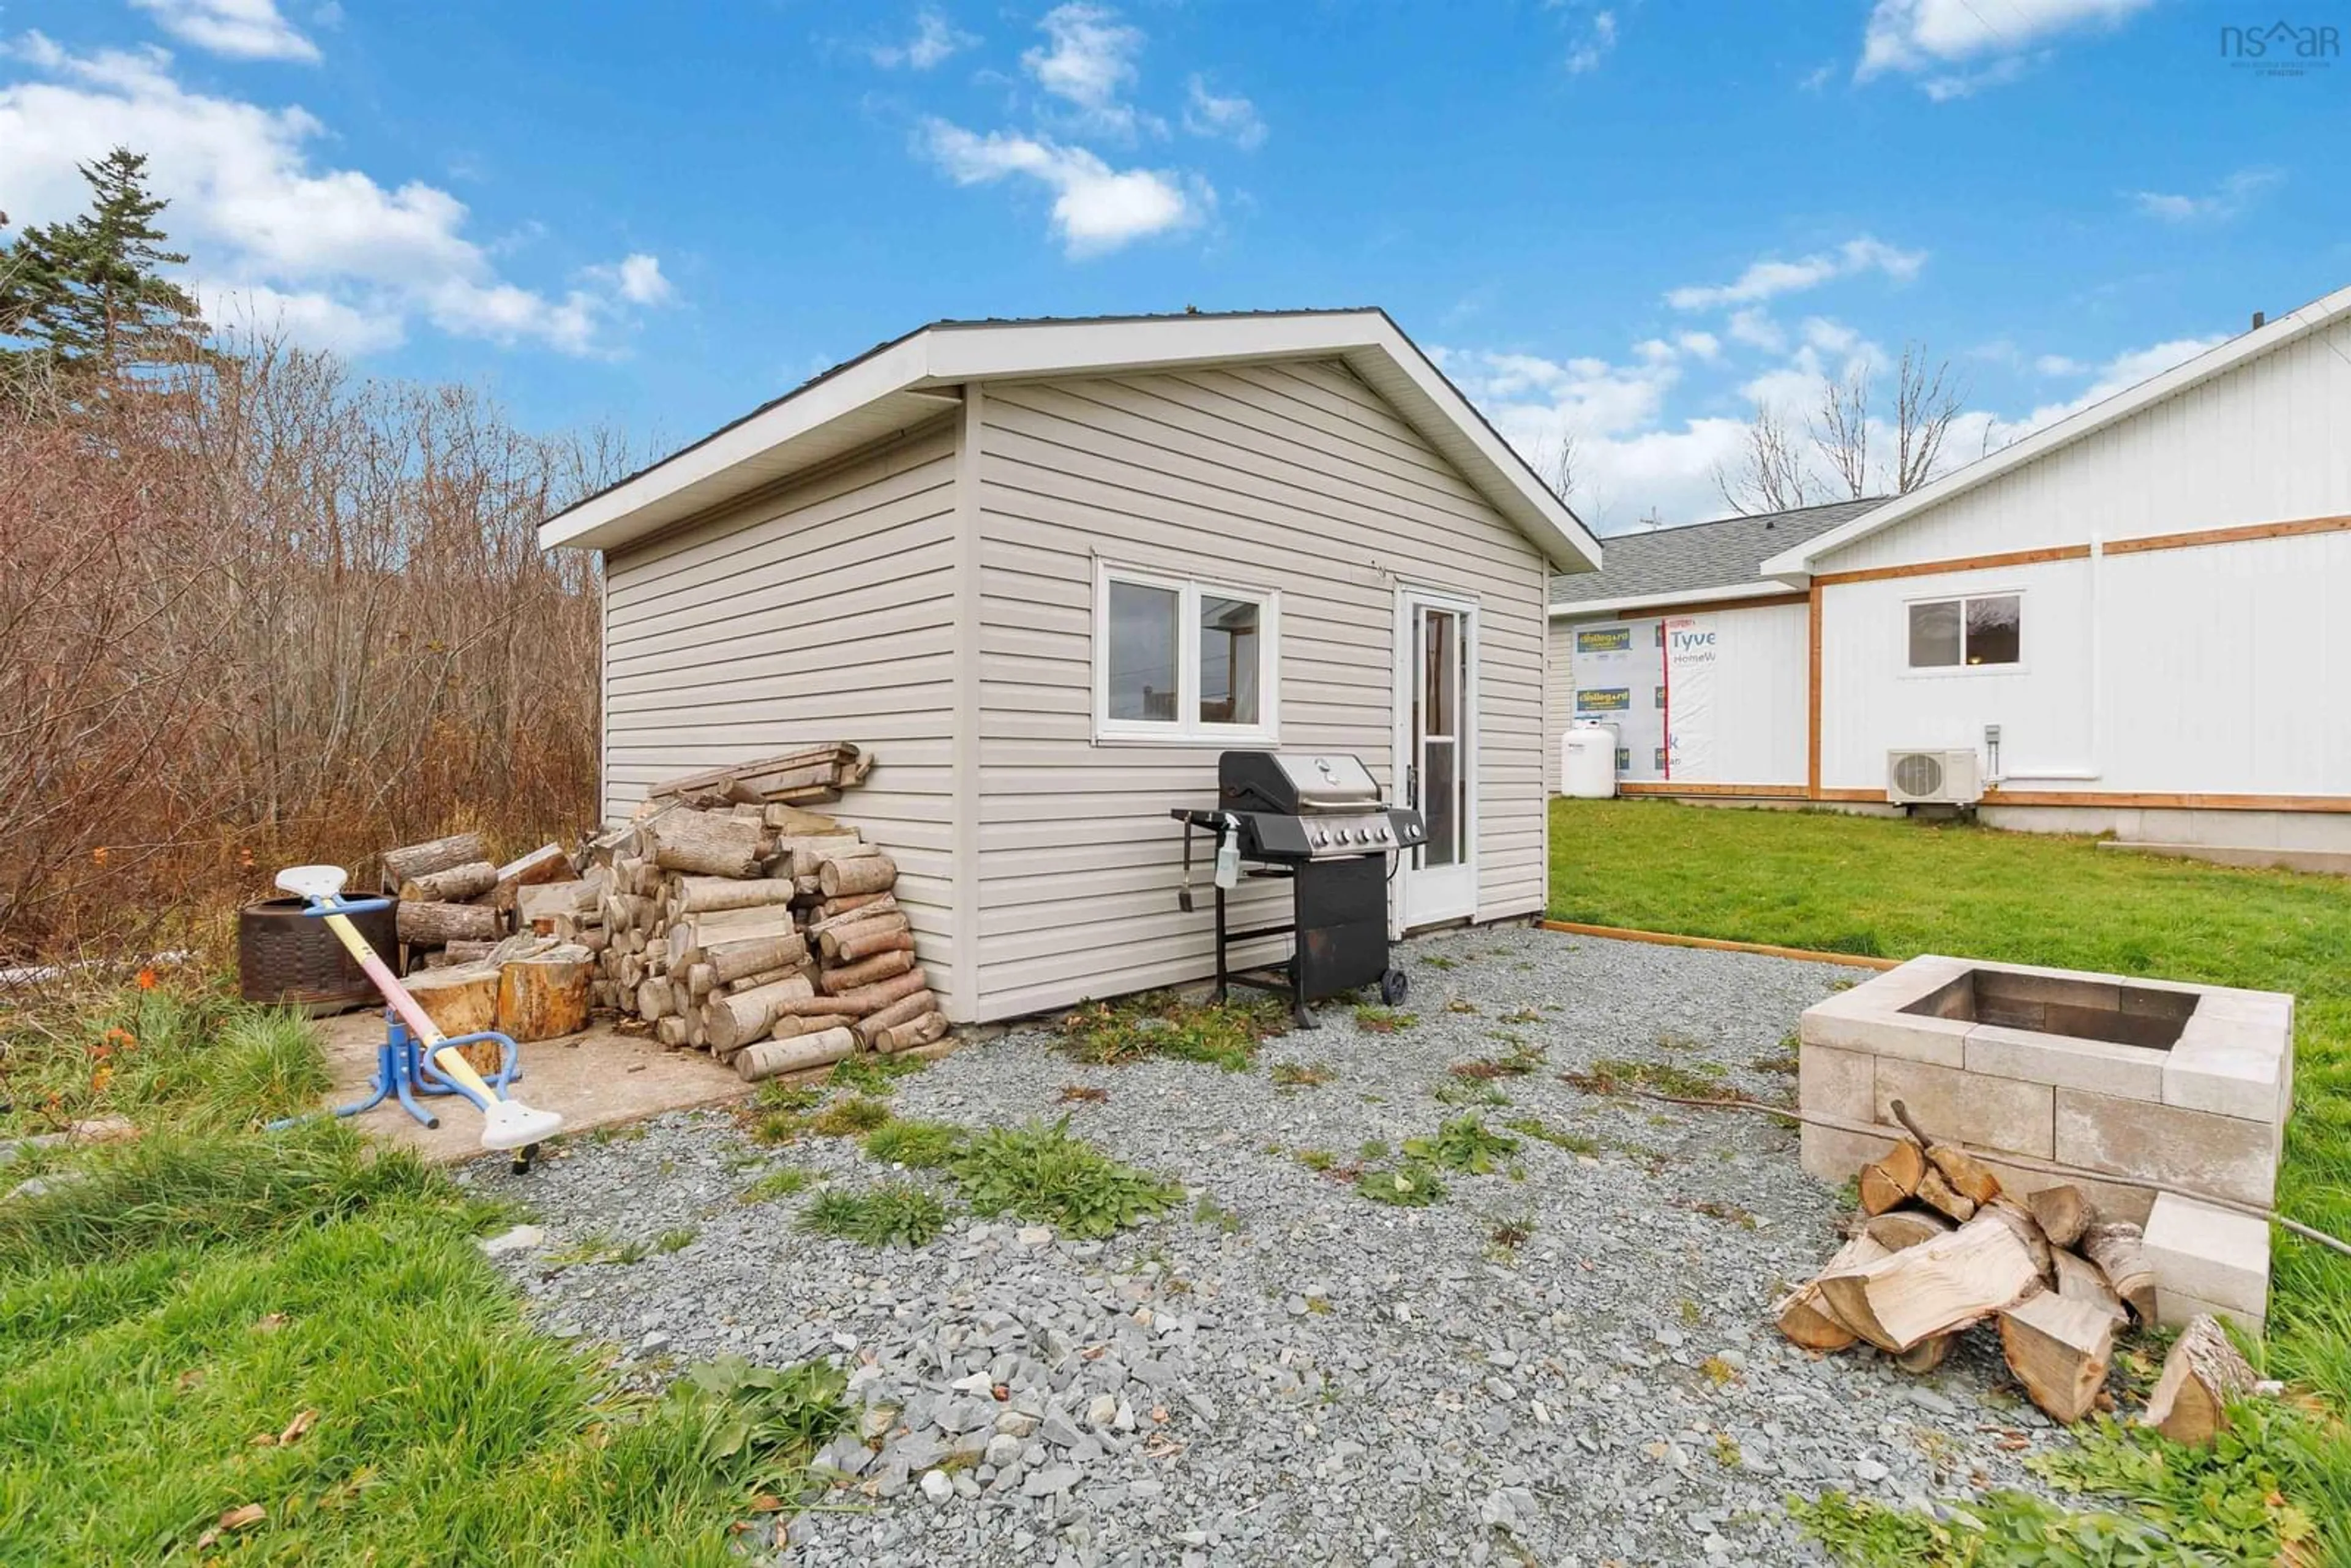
{"left": 0, "top": 148, "right": 204, "bottom": 389}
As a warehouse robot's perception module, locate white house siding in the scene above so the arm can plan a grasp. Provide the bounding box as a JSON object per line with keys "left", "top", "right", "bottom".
{"left": 600, "top": 420, "right": 963, "bottom": 1002}
{"left": 1813, "top": 313, "right": 2351, "bottom": 576}
{"left": 1812, "top": 311, "right": 2351, "bottom": 806}
{"left": 1545, "top": 617, "right": 1575, "bottom": 793}
{"left": 1552, "top": 601, "right": 1810, "bottom": 788}
{"left": 1818, "top": 535, "right": 2351, "bottom": 798}
{"left": 969, "top": 359, "right": 1550, "bottom": 1022}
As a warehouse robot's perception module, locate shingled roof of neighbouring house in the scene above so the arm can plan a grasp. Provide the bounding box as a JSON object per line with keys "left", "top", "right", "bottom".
{"left": 1548, "top": 496, "right": 1887, "bottom": 613}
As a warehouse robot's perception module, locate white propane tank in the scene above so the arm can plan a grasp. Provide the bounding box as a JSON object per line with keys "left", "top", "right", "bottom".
{"left": 1561, "top": 723, "right": 1619, "bottom": 799}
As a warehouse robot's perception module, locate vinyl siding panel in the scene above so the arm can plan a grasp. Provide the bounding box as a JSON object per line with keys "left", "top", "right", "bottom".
{"left": 601, "top": 420, "right": 962, "bottom": 999}
{"left": 970, "top": 360, "right": 1548, "bottom": 1021}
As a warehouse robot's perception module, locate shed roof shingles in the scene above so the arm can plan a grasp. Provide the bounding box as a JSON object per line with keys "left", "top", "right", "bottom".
{"left": 1549, "top": 497, "right": 1887, "bottom": 607}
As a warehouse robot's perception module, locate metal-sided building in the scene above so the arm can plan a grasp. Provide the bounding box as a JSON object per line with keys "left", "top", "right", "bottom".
{"left": 1551, "top": 281, "right": 2351, "bottom": 861}
{"left": 540, "top": 310, "right": 1602, "bottom": 1025}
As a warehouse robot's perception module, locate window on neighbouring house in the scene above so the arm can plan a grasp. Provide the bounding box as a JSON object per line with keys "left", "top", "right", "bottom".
{"left": 1096, "top": 563, "right": 1278, "bottom": 743}
{"left": 1908, "top": 593, "right": 2020, "bottom": 669}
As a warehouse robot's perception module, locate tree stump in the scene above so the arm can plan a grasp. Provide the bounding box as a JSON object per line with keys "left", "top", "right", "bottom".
{"left": 405, "top": 966, "right": 500, "bottom": 1057}
{"left": 498, "top": 954, "right": 592, "bottom": 1042}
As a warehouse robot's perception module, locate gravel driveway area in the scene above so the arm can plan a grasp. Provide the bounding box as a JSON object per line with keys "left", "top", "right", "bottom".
{"left": 466, "top": 925, "right": 2079, "bottom": 1567}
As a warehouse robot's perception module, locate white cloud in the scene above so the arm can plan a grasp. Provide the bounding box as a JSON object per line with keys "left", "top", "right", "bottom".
{"left": 0, "top": 36, "right": 667, "bottom": 356}
{"left": 1665, "top": 236, "right": 1925, "bottom": 311}
{"left": 596, "top": 252, "right": 672, "bottom": 306}
{"left": 1565, "top": 9, "right": 1618, "bottom": 74}
{"left": 200, "top": 279, "right": 404, "bottom": 354}
{"left": 1798, "top": 61, "right": 1836, "bottom": 91}
{"left": 1024, "top": 3, "right": 1154, "bottom": 136}
{"left": 919, "top": 118, "right": 1201, "bottom": 256}
{"left": 2132, "top": 167, "right": 2282, "bottom": 223}
{"left": 1727, "top": 309, "right": 1785, "bottom": 353}
{"left": 869, "top": 9, "right": 977, "bottom": 71}
{"left": 1182, "top": 75, "right": 1265, "bottom": 149}
{"left": 2034, "top": 352, "right": 2085, "bottom": 375}
{"left": 1676, "top": 331, "right": 1721, "bottom": 361}
{"left": 129, "top": 0, "right": 318, "bottom": 63}
{"left": 1857, "top": 0, "right": 2150, "bottom": 95}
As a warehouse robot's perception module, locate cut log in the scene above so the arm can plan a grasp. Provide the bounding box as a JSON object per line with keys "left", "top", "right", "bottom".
{"left": 734, "top": 1027, "right": 859, "bottom": 1082}
{"left": 772, "top": 1012, "right": 857, "bottom": 1039}
{"left": 1913, "top": 1166, "right": 1978, "bottom": 1225}
{"left": 2025, "top": 1185, "right": 2097, "bottom": 1250}
{"left": 820, "top": 948, "right": 912, "bottom": 994}
{"left": 2078, "top": 1221, "right": 2159, "bottom": 1324}
{"left": 635, "top": 979, "right": 672, "bottom": 1021}
{"left": 1981, "top": 1197, "right": 2057, "bottom": 1286}
{"left": 1998, "top": 1287, "right": 2120, "bottom": 1424}
{"left": 399, "top": 860, "right": 499, "bottom": 904}
{"left": 2052, "top": 1250, "right": 2128, "bottom": 1324}
{"left": 853, "top": 988, "right": 940, "bottom": 1048}
{"left": 1860, "top": 1209, "right": 1955, "bottom": 1253}
{"left": 789, "top": 836, "right": 874, "bottom": 877}
{"left": 519, "top": 879, "right": 598, "bottom": 930}
{"left": 670, "top": 913, "right": 799, "bottom": 969}
{"left": 442, "top": 939, "right": 498, "bottom": 965}
{"left": 808, "top": 891, "right": 898, "bottom": 933}
{"left": 493, "top": 844, "right": 573, "bottom": 906}
{"left": 706, "top": 975, "right": 819, "bottom": 1054}
{"left": 816, "top": 890, "right": 892, "bottom": 921}
{"left": 647, "top": 811, "right": 765, "bottom": 877}
{"left": 818, "top": 852, "right": 898, "bottom": 898}
{"left": 797, "top": 967, "right": 929, "bottom": 1019}
{"left": 1926, "top": 1143, "right": 2003, "bottom": 1207}
{"left": 1813, "top": 1211, "right": 2041, "bottom": 1353}
{"left": 817, "top": 907, "right": 909, "bottom": 951}
{"left": 1858, "top": 1139, "right": 1927, "bottom": 1215}
{"left": 655, "top": 1016, "right": 689, "bottom": 1048}
{"left": 2140, "top": 1315, "right": 2257, "bottom": 1447}
{"left": 397, "top": 899, "right": 503, "bottom": 947}
{"left": 764, "top": 803, "right": 844, "bottom": 835}
{"left": 1893, "top": 1335, "right": 1954, "bottom": 1375}
{"left": 876, "top": 1010, "right": 949, "bottom": 1053}
{"left": 830, "top": 924, "right": 915, "bottom": 964}
{"left": 405, "top": 965, "right": 500, "bottom": 1040}
{"left": 380, "top": 831, "right": 487, "bottom": 891}
{"left": 497, "top": 954, "right": 592, "bottom": 1042}
{"left": 1775, "top": 1233, "right": 1891, "bottom": 1352}
{"left": 701, "top": 932, "right": 807, "bottom": 986}
{"left": 669, "top": 875, "right": 798, "bottom": 915}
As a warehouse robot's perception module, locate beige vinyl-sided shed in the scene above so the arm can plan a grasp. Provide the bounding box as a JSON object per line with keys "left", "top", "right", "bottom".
{"left": 541, "top": 310, "right": 1601, "bottom": 1024}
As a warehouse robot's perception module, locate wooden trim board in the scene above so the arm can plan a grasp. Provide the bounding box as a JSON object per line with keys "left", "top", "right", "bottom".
{"left": 1620, "top": 781, "right": 1808, "bottom": 799}
{"left": 1811, "top": 512, "right": 2351, "bottom": 588}
{"left": 1805, "top": 582, "right": 1823, "bottom": 798}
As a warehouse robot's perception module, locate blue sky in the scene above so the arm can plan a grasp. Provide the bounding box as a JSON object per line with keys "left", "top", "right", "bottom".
{"left": 2, "top": 0, "right": 2345, "bottom": 528}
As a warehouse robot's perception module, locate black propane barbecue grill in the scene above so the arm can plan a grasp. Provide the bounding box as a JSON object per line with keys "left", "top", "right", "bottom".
{"left": 1169, "top": 752, "right": 1426, "bottom": 1026}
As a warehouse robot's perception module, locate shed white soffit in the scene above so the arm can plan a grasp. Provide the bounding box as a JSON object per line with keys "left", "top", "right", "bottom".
{"left": 536, "top": 310, "right": 1603, "bottom": 572}
{"left": 1548, "top": 581, "right": 1799, "bottom": 619}
{"left": 1756, "top": 279, "right": 2351, "bottom": 582}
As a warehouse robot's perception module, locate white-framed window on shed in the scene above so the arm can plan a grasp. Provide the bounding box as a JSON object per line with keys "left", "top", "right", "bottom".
{"left": 1907, "top": 592, "right": 2021, "bottom": 670}
{"left": 1093, "top": 561, "right": 1278, "bottom": 745}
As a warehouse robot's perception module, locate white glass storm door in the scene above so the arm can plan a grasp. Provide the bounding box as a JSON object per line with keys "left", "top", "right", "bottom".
{"left": 1395, "top": 588, "right": 1478, "bottom": 928}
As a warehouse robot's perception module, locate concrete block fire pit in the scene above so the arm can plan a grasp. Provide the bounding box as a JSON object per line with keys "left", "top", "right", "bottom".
{"left": 1797, "top": 955, "right": 2292, "bottom": 1330}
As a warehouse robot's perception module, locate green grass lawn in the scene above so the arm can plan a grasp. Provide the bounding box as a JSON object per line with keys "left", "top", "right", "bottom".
{"left": 1550, "top": 798, "right": 2351, "bottom": 1563}
{"left": 0, "top": 987, "right": 841, "bottom": 1564}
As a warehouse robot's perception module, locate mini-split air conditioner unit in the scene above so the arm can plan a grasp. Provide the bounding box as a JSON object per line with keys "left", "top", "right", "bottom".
{"left": 1886, "top": 748, "right": 1984, "bottom": 806}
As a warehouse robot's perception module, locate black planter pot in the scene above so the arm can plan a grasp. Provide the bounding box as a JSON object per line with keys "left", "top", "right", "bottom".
{"left": 237, "top": 895, "right": 399, "bottom": 1015}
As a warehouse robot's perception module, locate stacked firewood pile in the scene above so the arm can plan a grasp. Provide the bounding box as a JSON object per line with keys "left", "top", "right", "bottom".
{"left": 380, "top": 830, "right": 574, "bottom": 966}
{"left": 1777, "top": 1103, "right": 2260, "bottom": 1443}
{"left": 373, "top": 829, "right": 596, "bottom": 1046}
{"left": 556, "top": 745, "right": 947, "bottom": 1081}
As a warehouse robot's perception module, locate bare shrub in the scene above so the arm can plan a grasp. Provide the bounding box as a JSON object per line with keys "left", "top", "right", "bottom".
{"left": 0, "top": 337, "right": 626, "bottom": 969}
